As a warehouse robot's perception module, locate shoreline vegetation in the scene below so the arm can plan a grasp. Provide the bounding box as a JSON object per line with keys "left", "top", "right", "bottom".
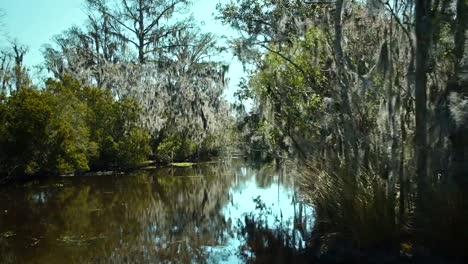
{"left": 1, "top": 0, "right": 467, "bottom": 263}
{"left": 0, "top": 159, "right": 216, "bottom": 186}
{"left": 215, "top": 0, "right": 467, "bottom": 262}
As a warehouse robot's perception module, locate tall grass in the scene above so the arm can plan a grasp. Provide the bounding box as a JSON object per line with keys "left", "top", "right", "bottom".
{"left": 300, "top": 161, "right": 468, "bottom": 262}
{"left": 300, "top": 164, "right": 399, "bottom": 253}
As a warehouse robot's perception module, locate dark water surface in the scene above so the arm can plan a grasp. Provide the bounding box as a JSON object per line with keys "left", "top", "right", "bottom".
{"left": 0, "top": 160, "right": 313, "bottom": 263}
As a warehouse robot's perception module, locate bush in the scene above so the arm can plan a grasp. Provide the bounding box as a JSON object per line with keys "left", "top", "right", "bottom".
{"left": 116, "top": 127, "right": 151, "bottom": 168}
{"left": 0, "top": 76, "right": 151, "bottom": 178}
{"left": 47, "top": 77, "right": 151, "bottom": 170}
{"left": 155, "top": 133, "right": 197, "bottom": 162}
{"left": 0, "top": 88, "right": 54, "bottom": 175}
{"left": 46, "top": 83, "right": 93, "bottom": 174}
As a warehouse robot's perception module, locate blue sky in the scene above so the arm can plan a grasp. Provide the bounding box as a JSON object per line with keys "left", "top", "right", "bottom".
{"left": 0, "top": 0, "right": 245, "bottom": 102}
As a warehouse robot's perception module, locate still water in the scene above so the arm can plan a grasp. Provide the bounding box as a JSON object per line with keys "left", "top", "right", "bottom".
{"left": 0, "top": 160, "right": 313, "bottom": 263}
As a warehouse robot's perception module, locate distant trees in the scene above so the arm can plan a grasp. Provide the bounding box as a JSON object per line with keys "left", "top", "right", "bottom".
{"left": 38, "top": 0, "right": 234, "bottom": 166}
{"left": 11, "top": 41, "right": 29, "bottom": 91}
{"left": 86, "top": 0, "right": 191, "bottom": 64}
{"left": 0, "top": 10, "right": 30, "bottom": 94}
{"left": 1, "top": 40, "right": 30, "bottom": 95}
{"left": 43, "top": 0, "right": 194, "bottom": 86}
{"left": 43, "top": 25, "right": 122, "bottom": 90}
{"left": 0, "top": 48, "right": 13, "bottom": 93}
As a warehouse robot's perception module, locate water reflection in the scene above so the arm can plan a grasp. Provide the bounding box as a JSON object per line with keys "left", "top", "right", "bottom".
{"left": 0, "top": 160, "right": 313, "bottom": 263}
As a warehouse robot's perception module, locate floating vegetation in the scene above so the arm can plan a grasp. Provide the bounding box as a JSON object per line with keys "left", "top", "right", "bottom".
{"left": 30, "top": 237, "right": 40, "bottom": 246}
{"left": 170, "top": 162, "right": 195, "bottom": 167}
{"left": 57, "top": 234, "right": 106, "bottom": 245}
{"left": 0, "top": 231, "right": 15, "bottom": 238}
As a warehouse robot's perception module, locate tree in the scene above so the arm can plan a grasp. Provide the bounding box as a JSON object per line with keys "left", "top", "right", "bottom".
{"left": 0, "top": 87, "right": 54, "bottom": 176}
{"left": 0, "top": 49, "right": 13, "bottom": 94}
{"left": 43, "top": 26, "right": 114, "bottom": 88}
{"left": 0, "top": 76, "right": 152, "bottom": 178}
{"left": 0, "top": 40, "right": 30, "bottom": 94}
{"left": 11, "top": 40, "right": 29, "bottom": 91}
{"left": 124, "top": 29, "right": 232, "bottom": 161}
{"left": 42, "top": 5, "right": 232, "bottom": 162}
{"left": 86, "top": 5, "right": 123, "bottom": 88}
{"left": 45, "top": 76, "right": 151, "bottom": 170}
{"left": 86, "top": 0, "right": 191, "bottom": 64}
{"left": 218, "top": 0, "right": 468, "bottom": 256}
{"left": 449, "top": 0, "right": 468, "bottom": 184}
{"left": 414, "top": 0, "right": 431, "bottom": 213}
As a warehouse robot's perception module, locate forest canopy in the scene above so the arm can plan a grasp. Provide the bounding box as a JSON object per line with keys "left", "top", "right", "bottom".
{"left": 0, "top": 0, "right": 235, "bottom": 180}
{"left": 0, "top": 0, "right": 467, "bottom": 260}
{"left": 217, "top": 0, "right": 468, "bottom": 259}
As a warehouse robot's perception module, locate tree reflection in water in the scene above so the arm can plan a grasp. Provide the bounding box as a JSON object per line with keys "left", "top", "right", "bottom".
{"left": 0, "top": 159, "right": 313, "bottom": 263}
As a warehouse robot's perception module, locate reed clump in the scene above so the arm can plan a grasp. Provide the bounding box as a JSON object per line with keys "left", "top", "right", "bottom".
{"left": 300, "top": 164, "right": 400, "bottom": 258}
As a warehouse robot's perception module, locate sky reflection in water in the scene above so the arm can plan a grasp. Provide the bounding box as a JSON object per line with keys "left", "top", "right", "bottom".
{"left": 0, "top": 160, "right": 314, "bottom": 263}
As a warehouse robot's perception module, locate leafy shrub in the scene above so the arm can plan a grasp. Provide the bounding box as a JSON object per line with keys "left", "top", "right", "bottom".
{"left": 0, "top": 88, "right": 54, "bottom": 175}
{"left": 46, "top": 83, "right": 93, "bottom": 174}
{"left": 0, "top": 76, "right": 151, "bottom": 178}
{"left": 155, "top": 133, "right": 197, "bottom": 162}
{"left": 116, "top": 127, "right": 151, "bottom": 168}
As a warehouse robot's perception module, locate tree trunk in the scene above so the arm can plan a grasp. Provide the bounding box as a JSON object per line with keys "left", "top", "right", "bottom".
{"left": 415, "top": 0, "right": 431, "bottom": 212}
{"left": 334, "top": 0, "right": 358, "bottom": 178}
{"left": 138, "top": 0, "right": 145, "bottom": 64}
{"left": 449, "top": 0, "right": 468, "bottom": 185}
{"left": 13, "top": 44, "right": 27, "bottom": 91}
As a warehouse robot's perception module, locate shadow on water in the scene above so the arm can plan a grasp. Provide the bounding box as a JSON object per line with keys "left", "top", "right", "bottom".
{"left": 0, "top": 159, "right": 313, "bottom": 263}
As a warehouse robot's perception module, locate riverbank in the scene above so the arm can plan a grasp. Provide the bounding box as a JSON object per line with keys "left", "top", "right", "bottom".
{"left": 0, "top": 159, "right": 212, "bottom": 185}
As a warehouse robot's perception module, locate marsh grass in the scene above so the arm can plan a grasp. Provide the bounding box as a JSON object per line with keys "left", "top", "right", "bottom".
{"left": 300, "top": 164, "right": 399, "bottom": 255}
{"left": 299, "top": 162, "right": 468, "bottom": 263}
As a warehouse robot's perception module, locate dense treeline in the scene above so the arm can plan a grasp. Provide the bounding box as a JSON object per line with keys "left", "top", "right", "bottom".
{"left": 1, "top": 0, "right": 467, "bottom": 260}
{"left": 0, "top": 0, "right": 235, "bottom": 180}
{"left": 218, "top": 0, "right": 467, "bottom": 261}
{"left": 0, "top": 76, "right": 150, "bottom": 179}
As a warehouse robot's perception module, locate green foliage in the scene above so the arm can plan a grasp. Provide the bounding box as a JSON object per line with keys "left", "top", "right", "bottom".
{"left": 0, "top": 76, "right": 151, "bottom": 178}
{"left": 221, "top": 0, "right": 468, "bottom": 259}
{"left": 116, "top": 127, "right": 151, "bottom": 168}
{"left": 0, "top": 88, "right": 53, "bottom": 175}
{"left": 156, "top": 133, "right": 198, "bottom": 162}
{"left": 46, "top": 82, "right": 93, "bottom": 174}
{"left": 235, "top": 27, "right": 328, "bottom": 158}
{"left": 47, "top": 77, "right": 151, "bottom": 170}
{"left": 153, "top": 112, "right": 232, "bottom": 163}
